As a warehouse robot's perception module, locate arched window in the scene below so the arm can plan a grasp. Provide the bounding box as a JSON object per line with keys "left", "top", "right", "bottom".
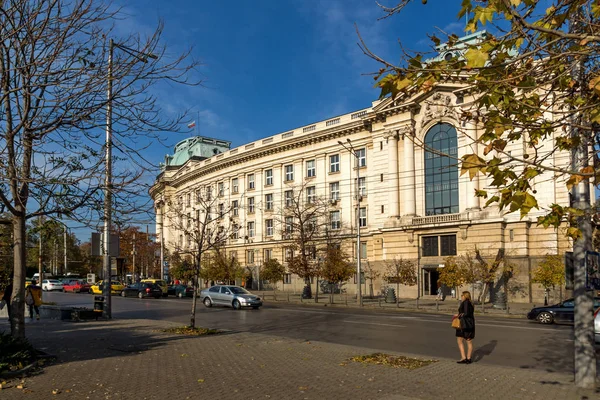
{"left": 424, "top": 123, "right": 459, "bottom": 215}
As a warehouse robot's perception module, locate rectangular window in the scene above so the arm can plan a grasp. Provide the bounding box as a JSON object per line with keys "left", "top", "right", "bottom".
{"left": 357, "top": 148, "right": 366, "bottom": 167}
{"left": 248, "top": 197, "right": 255, "bottom": 213}
{"left": 187, "top": 193, "right": 191, "bottom": 207}
{"left": 230, "top": 251, "right": 237, "bottom": 260}
{"left": 359, "top": 207, "right": 367, "bottom": 227}
{"left": 247, "top": 174, "right": 255, "bottom": 190}
{"left": 206, "top": 186, "right": 212, "bottom": 201}
{"left": 329, "top": 154, "right": 340, "bottom": 173}
{"left": 306, "top": 160, "right": 316, "bottom": 177}
{"left": 422, "top": 236, "right": 439, "bottom": 257}
{"left": 285, "top": 216, "right": 293, "bottom": 234}
{"left": 381, "top": 205, "right": 384, "bottom": 214}
{"left": 440, "top": 235, "right": 457, "bottom": 256}
{"left": 284, "top": 248, "right": 294, "bottom": 261}
{"left": 330, "top": 210, "right": 341, "bottom": 230}
{"left": 232, "top": 178, "right": 239, "bottom": 194}
{"left": 265, "top": 219, "right": 274, "bottom": 236}
{"left": 360, "top": 241, "right": 367, "bottom": 259}
{"left": 284, "top": 273, "right": 292, "bottom": 284}
{"left": 306, "top": 186, "right": 316, "bottom": 204}
{"left": 264, "top": 248, "right": 272, "bottom": 261}
{"left": 285, "top": 164, "right": 294, "bottom": 181}
{"left": 247, "top": 221, "right": 255, "bottom": 238}
{"left": 218, "top": 182, "right": 224, "bottom": 197}
{"left": 330, "top": 182, "right": 340, "bottom": 201}
{"left": 265, "top": 169, "right": 273, "bottom": 186}
{"left": 186, "top": 213, "right": 191, "bottom": 228}
{"left": 247, "top": 249, "right": 255, "bottom": 264}
{"left": 285, "top": 190, "right": 293, "bottom": 207}
{"left": 231, "top": 226, "right": 239, "bottom": 239}
{"left": 186, "top": 234, "right": 191, "bottom": 248}
{"left": 265, "top": 193, "right": 274, "bottom": 210}
{"left": 218, "top": 203, "right": 224, "bottom": 218}
{"left": 232, "top": 200, "right": 239, "bottom": 216}
{"left": 179, "top": 234, "right": 183, "bottom": 248}
{"left": 196, "top": 190, "right": 201, "bottom": 203}
{"left": 358, "top": 177, "right": 366, "bottom": 196}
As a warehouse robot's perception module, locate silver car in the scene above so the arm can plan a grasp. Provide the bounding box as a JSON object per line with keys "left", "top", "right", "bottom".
{"left": 200, "top": 285, "right": 262, "bottom": 310}
{"left": 595, "top": 308, "right": 600, "bottom": 343}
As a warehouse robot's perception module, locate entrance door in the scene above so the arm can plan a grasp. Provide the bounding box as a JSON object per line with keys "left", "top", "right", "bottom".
{"left": 422, "top": 267, "right": 440, "bottom": 296}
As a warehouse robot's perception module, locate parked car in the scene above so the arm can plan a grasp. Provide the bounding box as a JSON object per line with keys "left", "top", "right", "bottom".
{"left": 527, "top": 297, "right": 600, "bottom": 324}
{"left": 63, "top": 279, "right": 91, "bottom": 293}
{"left": 168, "top": 284, "right": 194, "bottom": 298}
{"left": 141, "top": 279, "right": 168, "bottom": 297}
{"left": 120, "top": 283, "right": 162, "bottom": 299}
{"left": 90, "top": 281, "right": 125, "bottom": 295}
{"left": 41, "top": 279, "right": 64, "bottom": 292}
{"left": 200, "top": 285, "right": 262, "bottom": 310}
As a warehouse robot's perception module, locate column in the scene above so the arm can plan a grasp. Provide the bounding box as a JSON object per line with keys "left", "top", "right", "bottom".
{"left": 387, "top": 132, "right": 400, "bottom": 217}
{"left": 464, "top": 122, "right": 480, "bottom": 210}
{"left": 402, "top": 133, "right": 416, "bottom": 216}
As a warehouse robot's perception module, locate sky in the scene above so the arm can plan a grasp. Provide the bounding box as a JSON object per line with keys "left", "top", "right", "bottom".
{"left": 72, "top": 0, "right": 472, "bottom": 240}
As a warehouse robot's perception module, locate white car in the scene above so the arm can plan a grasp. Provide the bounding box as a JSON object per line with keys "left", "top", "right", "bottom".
{"left": 42, "top": 279, "right": 64, "bottom": 292}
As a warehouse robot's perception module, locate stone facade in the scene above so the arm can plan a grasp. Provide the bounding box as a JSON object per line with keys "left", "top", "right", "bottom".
{"left": 150, "top": 84, "right": 580, "bottom": 304}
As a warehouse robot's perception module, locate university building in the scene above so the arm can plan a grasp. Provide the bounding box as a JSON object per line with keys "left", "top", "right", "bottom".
{"left": 150, "top": 34, "right": 581, "bottom": 304}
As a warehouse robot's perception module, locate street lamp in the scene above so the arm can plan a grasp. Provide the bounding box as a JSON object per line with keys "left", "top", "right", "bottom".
{"left": 337, "top": 138, "right": 363, "bottom": 306}
{"left": 103, "top": 39, "right": 157, "bottom": 319}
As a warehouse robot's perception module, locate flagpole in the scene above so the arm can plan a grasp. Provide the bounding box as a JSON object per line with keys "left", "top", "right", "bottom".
{"left": 196, "top": 111, "right": 199, "bottom": 137}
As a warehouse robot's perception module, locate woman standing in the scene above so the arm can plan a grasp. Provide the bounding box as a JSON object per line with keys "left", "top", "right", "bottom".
{"left": 456, "top": 291, "right": 475, "bottom": 364}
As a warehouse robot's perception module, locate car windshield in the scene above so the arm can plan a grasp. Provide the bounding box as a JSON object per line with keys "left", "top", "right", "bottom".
{"left": 229, "top": 287, "right": 249, "bottom": 294}
{"left": 48, "top": 280, "right": 60, "bottom": 283}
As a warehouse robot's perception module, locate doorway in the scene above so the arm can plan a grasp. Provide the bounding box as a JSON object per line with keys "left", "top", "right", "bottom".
{"left": 423, "top": 267, "right": 440, "bottom": 296}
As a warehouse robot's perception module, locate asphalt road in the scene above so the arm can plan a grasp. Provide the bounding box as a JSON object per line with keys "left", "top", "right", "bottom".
{"left": 43, "top": 291, "right": 584, "bottom": 374}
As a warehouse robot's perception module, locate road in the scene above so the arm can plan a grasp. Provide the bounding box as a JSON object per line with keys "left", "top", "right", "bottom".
{"left": 43, "top": 291, "right": 582, "bottom": 374}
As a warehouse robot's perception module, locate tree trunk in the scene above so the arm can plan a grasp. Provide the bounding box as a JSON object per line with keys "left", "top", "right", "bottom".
{"left": 314, "top": 276, "right": 319, "bottom": 303}
{"left": 11, "top": 215, "right": 26, "bottom": 337}
{"left": 190, "top": 270, "right": 199, "bottom": 328}
{"left": 369, "top": 280, "right": 374, "bottom": 298}
{"left": 396, "top": 282, "right": 400, "bottom": 307}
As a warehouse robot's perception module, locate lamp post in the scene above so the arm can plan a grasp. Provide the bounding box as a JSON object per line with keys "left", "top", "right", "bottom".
{"left": 103, "top": 39, "right": 157, "bottom": 319}
{"left": 337, "top": 139, "right": 362, "bottom": 306}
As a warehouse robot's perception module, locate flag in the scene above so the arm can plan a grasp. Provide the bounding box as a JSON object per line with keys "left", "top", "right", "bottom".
{"left": 187, "top": 121, "right": 196, "bottom": 129}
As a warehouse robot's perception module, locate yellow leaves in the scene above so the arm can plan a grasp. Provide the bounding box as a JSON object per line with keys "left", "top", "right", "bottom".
{"left": 464, "top": 48, "right": 489, "bottom": 69}
{"left": 197, "top": 379, "right": 205, "bottom": 383}
{"left": 566, "top": 167, "right": 594, "bottom": 190}
{"left": 460, "top": 153, "right": 486, "bottom": 180}
{"left": 349, "top": 353, "right": 437, "bottom": 370}
{"left": 532, "top": 255, "right": 565, "bottom": 289}
{"left": 510, "top": 0, "right": 521, "bottom": 6}
{"left": 589, "top": 75, "right": 600, "bottom": 95}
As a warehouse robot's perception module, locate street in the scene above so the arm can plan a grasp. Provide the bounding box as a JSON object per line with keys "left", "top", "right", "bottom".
{"left": 43, "top": 291, "right": 579, "bottom": 374}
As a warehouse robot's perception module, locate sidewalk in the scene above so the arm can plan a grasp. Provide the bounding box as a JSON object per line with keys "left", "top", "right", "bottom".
{"left": 257, "top": 291, "right": 536, "bottom": 318}
{"left": 0, "top": 318, "right": 597, "bottom": 400}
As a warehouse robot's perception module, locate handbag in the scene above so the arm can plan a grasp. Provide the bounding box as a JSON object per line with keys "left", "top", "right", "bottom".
{"left": 25, "top": 290, "right": 34, "bottom": 306}
{"left": 451, "top": 315, "right": 461, "bottom": 329}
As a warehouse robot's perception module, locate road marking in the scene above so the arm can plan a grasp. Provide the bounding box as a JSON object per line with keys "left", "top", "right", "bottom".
{"left": 343, "top": 320, "right": 406, "bottom": 328}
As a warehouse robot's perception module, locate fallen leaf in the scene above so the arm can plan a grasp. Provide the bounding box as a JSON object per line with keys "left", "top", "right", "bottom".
{"left": 298, "top": 386, "right": 308, "bottom": 391}
{"left": 197, "top": 379, "right": 204, "bottom": 383}
{"left": 17, "top": 385, "right": 24, "bottom": 390}
{"left": 52, "top": 389, "right": 61, "bottom": 395}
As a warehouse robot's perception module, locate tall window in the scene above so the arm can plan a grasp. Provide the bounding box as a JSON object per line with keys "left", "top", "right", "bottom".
{"left": 265, "top": 169, "right": 273, "bottom": 186}
{"left": 285, "top": 216, "right": 293, "bottom": 234}
{"left": 285, "top": 164, "right": 294, "bottom": 181}
{"left": 330, "top": 210, "right": 340, "bottom": 230}
{"left": 424, "top": 123, "right": 459, "bottom": 215}
{"left": 360, "top": 241, "right": 367, "bottom": 259}
{"left": 306, "top": 186, "right": 316, "bottom": 204}
{"left": 329, "top": 154, "right": 340, "bottom": 173}
{"left": 232, "top": 200, "right": 239, "bottom": 216}
{"left": 247, "top": 174, "right": 255, "bottom": 190}
{"left": 247, "top": 221, "right": 255, "bottom": 238}
{"left": 232, "top": 178, "right": 239, "bottom": 194}
{"left": 218, "top": 182, "right": 224, "bottom": 197}
{"left": 358, "top": 177, "right": 366, "bottom": 196}
{"left": 264, "top": 248, "right": 272, "bottom": 261}
{"left": 265, "top": 219, "right": 274, "bottom": 236}
{"left": 306, "top": 160, "right": 316, "bottom": 177}
{"left": 186, "top": 193, "right": 191, "bottom": 207}
{"left": 247, "top": 249, "right": 255, "bottom": 264}
{"left": 218, "top": 203, "right": 224, "bottom": 218}
{"left": 357, "top": 148, "right": 366, "bottom": 167}
{"left": 265, "top": 193, "right": 273, "bottom": 210}
{"left": 330, "top": 182, "right": 340, "bottom": 200}
{"left": 359, "top": 207, "right": 367, "bottom": 227}
{"left": 285, "top": 190, "right": 293, "bottom": 207}
{"left": 248, "top": 197, "right": 255, "bottom": 213}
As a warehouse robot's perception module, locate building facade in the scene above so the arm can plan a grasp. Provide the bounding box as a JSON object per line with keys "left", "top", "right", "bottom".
{"left": 150, "top": 32, "right": 586, "bottom": 303}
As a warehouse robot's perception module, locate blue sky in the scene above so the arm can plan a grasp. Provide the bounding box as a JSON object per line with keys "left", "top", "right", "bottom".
{"left": 71, "top": 1, "right": 471, "bottom": 240}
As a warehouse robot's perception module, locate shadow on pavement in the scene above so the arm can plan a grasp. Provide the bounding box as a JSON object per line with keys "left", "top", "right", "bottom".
{"left": 472, "top": 339, "right": 497, "bottom": 362}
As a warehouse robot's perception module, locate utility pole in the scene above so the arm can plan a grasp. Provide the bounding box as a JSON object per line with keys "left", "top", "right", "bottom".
{"left": 132, "top": 232, "right": 136, "bottom": 279}
{"left": 63, "top": 226, "right": 68, "bottom": 276}
{"left": 38, "top": 215, "right": 43, "bottom": 299}
{"left": 571, "top": 11, "right": 596, "bottom": 389}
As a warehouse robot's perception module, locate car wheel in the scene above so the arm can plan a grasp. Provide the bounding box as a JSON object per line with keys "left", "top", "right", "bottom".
{"left": 203, "top": 297, "right": 212, "bottom": 308}
{"left": 121, "top": 291, "right": 126, "bottom": 297}
{"left": 138, "top": 292, "right": 143, "bottom": 299}
{"left": 232, "top": 299, "right": 241, "bottom": 310}
{"left": 252, "top": 306, "right": 260, "bottom": 310}
{"left": 537, "top": 311, "right": 554, "bottom": 324}
{"left": 178, "top": 292, "right": 183, "bottom": 299}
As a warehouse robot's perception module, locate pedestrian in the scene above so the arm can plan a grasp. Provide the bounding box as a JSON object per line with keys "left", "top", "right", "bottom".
{"left": 455, "top": 290, "right": 475, "bottom": 364}
{"left": 26, "top": 280, "right": 42, "bottom": 320}
{"left": 2, "top": 281, "right": 12, "bottom": 320}
{"left": 436, "top": 286, "right": 444, "bottom": 301}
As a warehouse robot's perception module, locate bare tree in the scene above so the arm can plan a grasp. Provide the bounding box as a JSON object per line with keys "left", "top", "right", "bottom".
{"left": 362, "top": 261, "right": 380, "bottom": 299}
{"left": 0, "top": 0, "right": 200, "bottom": 338}
{"left": 164, "top": 186, "right": 236, "bottom": 328}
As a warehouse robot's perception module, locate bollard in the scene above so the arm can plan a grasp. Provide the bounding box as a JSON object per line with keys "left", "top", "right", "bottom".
{"left": 379, "top": 298, "right": 382, "bottom": 308}
{"left": 436, "top": 299, "right": 439, "bottom": 312}
{"left": 287, "top": 292, "right": 290, "bottom": 302}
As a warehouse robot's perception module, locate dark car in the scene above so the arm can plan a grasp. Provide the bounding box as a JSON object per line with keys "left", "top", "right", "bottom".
{"left": 168, "top": 284, "right": 194, "bottom": 298}
{"left": 120, "top": 283, "right": 162, "bottom": 299}
{"left": 527, "top": 297, "right": 600, "bottom": 324}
